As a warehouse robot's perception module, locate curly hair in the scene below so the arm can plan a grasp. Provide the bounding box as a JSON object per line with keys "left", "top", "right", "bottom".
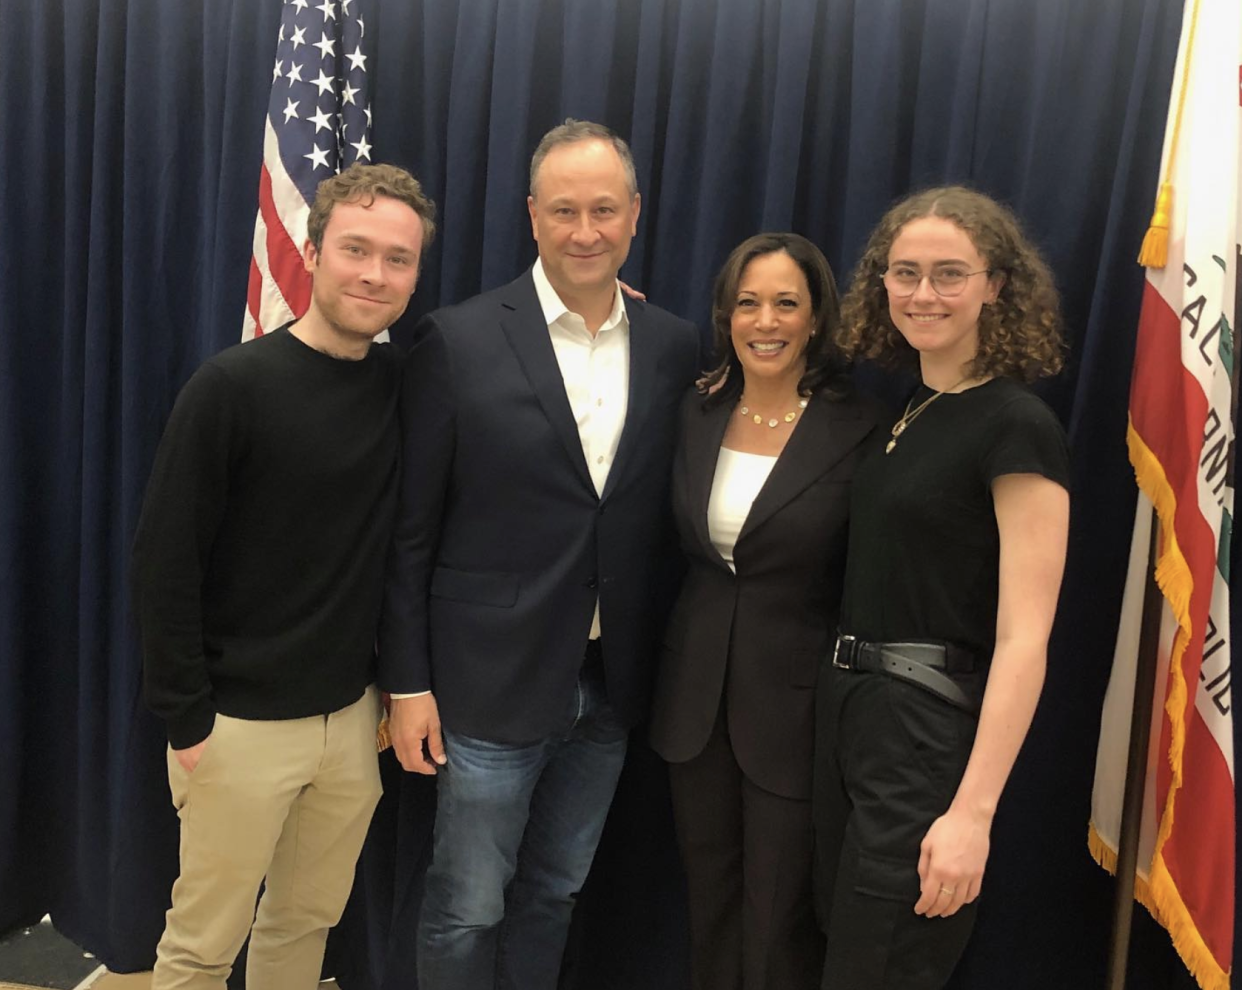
{"left": 699, "top": 232, "right": 851, "bottom": 407}
{"left": 837, "top": 186, "right": 1064, "bottom": 381}
{"left": 307, "top": 162, "right": 437, "bottom": 260}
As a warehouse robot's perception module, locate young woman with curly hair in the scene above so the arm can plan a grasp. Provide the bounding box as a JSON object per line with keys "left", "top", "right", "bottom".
{"left": 813, "top": 187, "right": 1070, "bottom": 989}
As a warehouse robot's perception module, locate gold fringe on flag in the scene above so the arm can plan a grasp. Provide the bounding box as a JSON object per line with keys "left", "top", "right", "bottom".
{"left": 1089, "top": 823, "right": 1231, "bottom": 990}
{"left": 1113, "top": 419, "right": 1232, "bottom": 989}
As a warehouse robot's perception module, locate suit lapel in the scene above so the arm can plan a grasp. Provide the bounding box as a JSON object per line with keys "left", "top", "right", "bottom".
{"left": 600, "top": 297, "right": 656, "bottom": 503}
{"left": 736, "top": 393, "right": 874, "bottom": 544}
{"left": 497, "top": 273, "right": 594, "bottom": 493}
{"left": 682, "top": 396, "right": 734, "bottom": 568}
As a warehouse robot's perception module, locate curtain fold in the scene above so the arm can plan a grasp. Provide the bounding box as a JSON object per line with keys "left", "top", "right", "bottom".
{"left": 0, "top": 0, "right": 1208, "bottom": 987}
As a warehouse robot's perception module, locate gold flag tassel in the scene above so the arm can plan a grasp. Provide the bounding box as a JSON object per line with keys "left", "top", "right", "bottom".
{"left": 1137, "top": 182, "right": 1173, "bottom": 268}
{"left": 1137, "top": 0, "right": 1200, "bottom": 270}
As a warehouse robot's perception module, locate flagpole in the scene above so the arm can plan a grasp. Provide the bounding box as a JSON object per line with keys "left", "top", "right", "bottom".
{"left": 1104, "top": 516, "right": 1162, "bottom": 990}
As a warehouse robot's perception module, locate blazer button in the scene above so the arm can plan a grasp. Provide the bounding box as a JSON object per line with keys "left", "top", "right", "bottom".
{"left": 585, "top": 576, "right": 599, "bottom": 590}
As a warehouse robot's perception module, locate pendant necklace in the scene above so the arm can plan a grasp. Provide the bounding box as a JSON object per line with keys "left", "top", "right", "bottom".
{"left": 885, "top": 377, "right": 970, "bottom": 454}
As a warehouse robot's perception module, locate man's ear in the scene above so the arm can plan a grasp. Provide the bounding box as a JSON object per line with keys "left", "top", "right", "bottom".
{"left": 302, "top": 239, "right": 318, "bottom": 274}
{"left": 527, "top": 196, "right": 539, "bottom": 242}
{"left": 630, "top": 193, "right": 641, "bottom": 235}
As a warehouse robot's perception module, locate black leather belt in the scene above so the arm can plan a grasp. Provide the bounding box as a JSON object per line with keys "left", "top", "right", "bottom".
{"left": 832, "top": 634, "right": 979, "bottom": 712}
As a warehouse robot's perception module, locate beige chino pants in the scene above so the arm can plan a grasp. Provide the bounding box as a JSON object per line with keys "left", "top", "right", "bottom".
{"left": 152, "top": 686, "right": 383, "bottom": 990}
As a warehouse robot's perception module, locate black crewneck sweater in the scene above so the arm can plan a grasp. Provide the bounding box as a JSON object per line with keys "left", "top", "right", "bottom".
{"left": 132, "top": 327, "right": 399, "bottom": 748}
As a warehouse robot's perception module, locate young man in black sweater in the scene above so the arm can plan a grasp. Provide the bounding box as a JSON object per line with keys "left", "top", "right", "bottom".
{"left": 132, "top": 163, "right": 435, "bottom": 990}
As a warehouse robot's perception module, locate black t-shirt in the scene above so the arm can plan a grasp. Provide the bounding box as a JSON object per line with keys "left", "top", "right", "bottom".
{"left": 839, "top": 377, "right": 1070, "bottom": 661}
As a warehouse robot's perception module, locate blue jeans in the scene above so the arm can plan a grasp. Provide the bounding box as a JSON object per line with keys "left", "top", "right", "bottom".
{"left": 417, "top": 660, "right": 629, "bottom": 990}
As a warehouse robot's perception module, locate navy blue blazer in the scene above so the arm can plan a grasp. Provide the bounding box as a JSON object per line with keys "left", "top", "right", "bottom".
{"left": 378, "top": 269, "right": 700, "bottom": 744}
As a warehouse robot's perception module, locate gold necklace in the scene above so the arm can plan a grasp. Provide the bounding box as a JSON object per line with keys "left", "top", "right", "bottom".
{"left": 739, "top": 395, "right": 809, "bottom": 429}
{"left": 885, "top": 377, "right": 970, "bottom": 454}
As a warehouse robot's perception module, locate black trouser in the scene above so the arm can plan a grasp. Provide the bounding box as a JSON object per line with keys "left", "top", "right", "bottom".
{"left": 670, "top": 706, "right": 824, "bottom": 990}
{"left": 813, "top": 665, "right": 979, "bottom": 990}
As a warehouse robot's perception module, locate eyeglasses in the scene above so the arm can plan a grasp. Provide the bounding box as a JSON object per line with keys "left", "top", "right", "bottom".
{"left": 882, "top": 267, "right": 993, "bottom": 298}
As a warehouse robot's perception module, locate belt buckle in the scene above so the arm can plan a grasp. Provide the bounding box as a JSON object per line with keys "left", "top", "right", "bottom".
{"left": 832, "top": 634, "right": 856, "bottom": 670}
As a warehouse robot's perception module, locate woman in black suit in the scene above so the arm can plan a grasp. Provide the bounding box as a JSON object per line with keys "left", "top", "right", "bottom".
{"left": 649, "top": 233, "right": 881, "bottom": 990}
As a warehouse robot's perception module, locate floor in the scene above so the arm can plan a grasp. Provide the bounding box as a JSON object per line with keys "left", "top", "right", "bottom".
{"left": 0, "top": 970, "right": 339, "bottom": 990}
{"left": 0, "top": 975, "right": 150, "bottom": 990}
{"left": 0, "top": 919, "right": 336, "bottom": 990}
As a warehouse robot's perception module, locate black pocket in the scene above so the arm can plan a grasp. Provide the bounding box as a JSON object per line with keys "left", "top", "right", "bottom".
{"left": 853, "top": 850, "right": 920, "bottom": 903}
{"left": 881, "top": 677, "right": 974, "bottom": 795}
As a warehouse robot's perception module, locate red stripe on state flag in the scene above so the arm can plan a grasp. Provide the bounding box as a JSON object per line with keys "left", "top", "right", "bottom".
{"left": 1161, "top": 711, "right": 1237, "bottom": 970}
{"left": 1128, "top": 280, "right": 1234, "bottom": 985}
{"left": 258, "top": 164, "right": 311, "bottom": 319}
{"left": 1129, "top": 283, "right": 1210, "bottom": 516}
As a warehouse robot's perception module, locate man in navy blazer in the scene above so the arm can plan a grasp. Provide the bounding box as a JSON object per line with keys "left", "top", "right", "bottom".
{"left": 378, "top": 120, "right": 700, "bottom": 989}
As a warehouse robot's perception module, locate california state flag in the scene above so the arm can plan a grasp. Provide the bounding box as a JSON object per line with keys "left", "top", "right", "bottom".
{"left": 1089, "top": 3, "right": 1240, "bottom": 988}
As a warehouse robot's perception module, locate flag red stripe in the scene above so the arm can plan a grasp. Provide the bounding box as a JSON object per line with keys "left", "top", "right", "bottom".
{"left": 1130, "top": 285, "right": 1218, "bottom": 666}
{"left": 258, "top": 164, "right": 311, "bottom": 318}
{"left": 1129, "top": 282, "right": 1234, "bottom": 972}
{"left": 1163, "top": 712, "right": 1236, "bottom": 966}
{"left": 246, "top": 256, "right": 265, "bottom": 337}
{"left": 1129, "top": 284, "right": 1211, "bottom": 525}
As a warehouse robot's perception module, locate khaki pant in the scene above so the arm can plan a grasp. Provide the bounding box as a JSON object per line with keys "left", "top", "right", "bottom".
{"left": 152, "top": 687, "right": 383, "bottom": 990}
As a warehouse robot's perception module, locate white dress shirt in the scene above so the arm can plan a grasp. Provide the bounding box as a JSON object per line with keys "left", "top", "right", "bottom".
{"left": 532, "top": 258, "right": 630, "bottom": 639}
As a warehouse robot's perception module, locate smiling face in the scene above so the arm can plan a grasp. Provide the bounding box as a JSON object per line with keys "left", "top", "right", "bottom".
{"left": 527, "top": 138, "right": 640, "bottom": 310}
{"left": 302, "top": 195, "right": 424, "bottom": 348}
{"left": 730, "top": 250, "right": 814, "bottom": 390}
{"left": 885, "top": 216, "right": 1003, "bottom": 371}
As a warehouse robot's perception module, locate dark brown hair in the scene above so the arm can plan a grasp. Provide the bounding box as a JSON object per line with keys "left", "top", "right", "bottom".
{"left": 700, "top": 232, "right": 850, "bottom": 406}
{"left": 837, "top": 186, "right": 1064, "bottom": 381}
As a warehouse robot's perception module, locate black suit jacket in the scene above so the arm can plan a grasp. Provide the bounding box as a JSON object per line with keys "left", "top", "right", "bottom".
{"left": 378, "top": 270, "right": 700, "bottom": 744}
{"left": 648, "top": 387, "right": 880, "bottom": 799}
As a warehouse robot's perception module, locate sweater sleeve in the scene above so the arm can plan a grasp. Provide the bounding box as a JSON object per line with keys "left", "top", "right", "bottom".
{"left": 131, "top": 363, "right": 240, "bottom": 748}
{"left": 377, "top": 314, "right": 456, "bottom": 694}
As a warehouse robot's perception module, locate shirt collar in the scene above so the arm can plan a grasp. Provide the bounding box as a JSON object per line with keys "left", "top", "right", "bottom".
{"left": 532, "top": 258, "right": 628, "bottom": 333}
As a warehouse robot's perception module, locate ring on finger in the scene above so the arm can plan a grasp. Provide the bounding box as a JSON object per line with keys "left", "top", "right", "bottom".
{"left": 938, "top": 885, "right": 956, "bottom": 896}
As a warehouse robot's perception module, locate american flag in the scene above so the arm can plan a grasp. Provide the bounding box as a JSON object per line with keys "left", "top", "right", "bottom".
{"left": 243, "top": 0, "right": 373, "bottom": 340}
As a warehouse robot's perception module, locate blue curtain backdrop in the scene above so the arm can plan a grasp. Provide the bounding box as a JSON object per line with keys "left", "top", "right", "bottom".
{"left": 0, "top": 0, "right": 1216, "bottom": 988}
